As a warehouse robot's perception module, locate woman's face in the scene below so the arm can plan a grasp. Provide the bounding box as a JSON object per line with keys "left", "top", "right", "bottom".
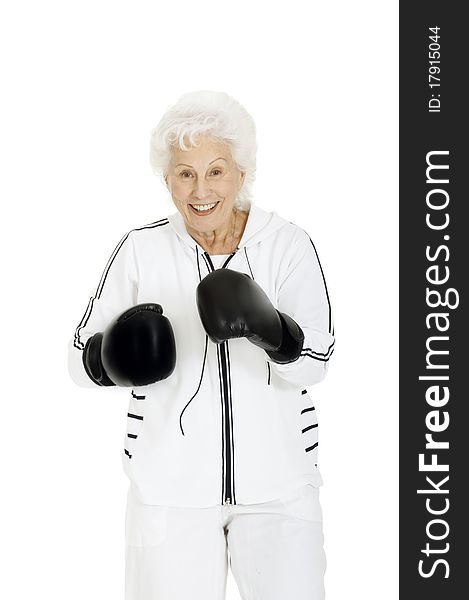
{"left": 164, "top": 135, "right": 245, "bottom": 234}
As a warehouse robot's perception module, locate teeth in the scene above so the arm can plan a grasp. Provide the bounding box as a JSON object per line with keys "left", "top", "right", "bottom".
{"left": 191, "top": 202, "right": 217, "bottom": 212}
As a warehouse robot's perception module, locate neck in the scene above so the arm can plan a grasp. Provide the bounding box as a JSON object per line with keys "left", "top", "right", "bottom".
{"left": 189, "top": 208, "right": 249, "bottom": 255}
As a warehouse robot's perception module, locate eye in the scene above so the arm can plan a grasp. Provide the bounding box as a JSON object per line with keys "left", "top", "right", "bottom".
{"left": 210, "top": 168, "right": 222, "bottom": 176}
{"left": 180, "top": 171, "right": 193, "bottom": 178}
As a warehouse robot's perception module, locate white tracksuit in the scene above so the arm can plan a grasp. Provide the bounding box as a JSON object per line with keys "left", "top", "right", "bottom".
{"left": 68, "top": 201, "right": 334, "bottom": 598}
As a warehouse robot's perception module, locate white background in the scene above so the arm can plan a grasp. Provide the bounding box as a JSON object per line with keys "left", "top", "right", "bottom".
{"left": 0, "top": 1, "right": 398, "bottom": 598}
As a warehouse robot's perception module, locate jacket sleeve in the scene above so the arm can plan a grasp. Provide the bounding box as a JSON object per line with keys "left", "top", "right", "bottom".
{"left": 266, "top": 227, "right": 335, "bottom": 387}
{"left": 67, "top": 230, "right": 139, "bottom": 387}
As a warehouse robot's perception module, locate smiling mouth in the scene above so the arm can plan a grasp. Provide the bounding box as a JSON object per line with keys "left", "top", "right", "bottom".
{"left": 189, "top": 201, "right": 219, "bottom": 215}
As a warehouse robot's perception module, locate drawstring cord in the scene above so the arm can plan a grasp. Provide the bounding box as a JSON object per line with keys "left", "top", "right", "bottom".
{"left": 179, "top": 333, "right": 209, "bottom": 436}
{"left": 179, "top": 245, "right": 206, "bottom": 436}
{"left": 178, "top": 244, "right": 251, "bottom": 436}
{"left": 243, "top": 246, "right": 254, "bottom": 279}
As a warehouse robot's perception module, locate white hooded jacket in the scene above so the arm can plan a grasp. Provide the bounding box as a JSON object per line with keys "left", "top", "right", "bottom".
{"left": 68, "top": 202, "right": 335, "bottom": 507}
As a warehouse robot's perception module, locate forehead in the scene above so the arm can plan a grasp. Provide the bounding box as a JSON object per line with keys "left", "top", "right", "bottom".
{"left": 170, "top": 135, "right": 233, "bottom": 165}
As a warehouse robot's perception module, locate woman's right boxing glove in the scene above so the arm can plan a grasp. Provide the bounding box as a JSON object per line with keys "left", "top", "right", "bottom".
{"left": 82, "top": 303, "right": 176, "bottom": 387}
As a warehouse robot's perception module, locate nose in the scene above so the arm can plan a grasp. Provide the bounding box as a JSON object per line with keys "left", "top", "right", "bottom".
{"left": 192, "top": 178, "right": 213, "bottom": 201}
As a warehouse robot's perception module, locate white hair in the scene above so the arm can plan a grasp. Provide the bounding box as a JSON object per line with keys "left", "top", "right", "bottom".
{"left": 150, "top": 90, "right": 257, "bottom": 210}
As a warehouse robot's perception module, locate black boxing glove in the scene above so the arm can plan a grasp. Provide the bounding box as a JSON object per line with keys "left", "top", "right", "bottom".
{"left": 264, "top": 311, "right": 305, "bottom": 364}
{"left": 82, "top": 332, "right": 115, "bottom": 386}
{"left": 196, "top": 269, "right": 304, "bottom": 363}
{"left": 82, "top": 303, "right": 176, "bottom": 387}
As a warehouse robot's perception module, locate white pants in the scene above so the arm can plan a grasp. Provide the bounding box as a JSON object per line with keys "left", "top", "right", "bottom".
{"left": 125, "top": 483, "right": 326, "bottom": 599}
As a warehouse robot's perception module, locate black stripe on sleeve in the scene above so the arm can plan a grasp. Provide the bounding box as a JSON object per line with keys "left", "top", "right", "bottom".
{"left": 127, "top": 413, "right": 144, "bottom": 421}
{"left": 300, "top": 344, "right": 335, "bottom": 363}
{"left": 73, "top": 219, "right": 169, "bottom": 350}
{"left": 304, "top": 233, "right": 333, "bottom": 335}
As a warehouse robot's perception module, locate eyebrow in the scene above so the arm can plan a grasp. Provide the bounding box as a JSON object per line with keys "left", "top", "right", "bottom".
{"left": 175, "top": 157, "right": 227, "bottom": 168}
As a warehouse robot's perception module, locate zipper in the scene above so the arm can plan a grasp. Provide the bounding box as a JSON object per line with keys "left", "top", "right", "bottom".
{"left": 219, "top": 340, "right": 234, "bottom": 504}
{"left": 202, "top": 249, "right": 237, "bottom": 506}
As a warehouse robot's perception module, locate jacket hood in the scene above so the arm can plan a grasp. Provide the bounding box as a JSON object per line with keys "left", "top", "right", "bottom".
{"left": 167, "top": 201, "right": 288, "bottom": 252}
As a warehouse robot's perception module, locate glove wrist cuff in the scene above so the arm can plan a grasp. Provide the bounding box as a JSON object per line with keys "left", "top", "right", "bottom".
{"left": 83, "top": 333, "right": 116, "bottom": 387}
{"left": 265, "top": 311, "right": 304, "bottom": 364}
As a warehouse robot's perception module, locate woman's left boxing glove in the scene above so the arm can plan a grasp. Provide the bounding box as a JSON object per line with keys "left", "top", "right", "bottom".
{"left": 82, "top": 303, "right": 176, "bottom": 387}
{"left": 196, "top": 269, "right": 304, "bottom": 363}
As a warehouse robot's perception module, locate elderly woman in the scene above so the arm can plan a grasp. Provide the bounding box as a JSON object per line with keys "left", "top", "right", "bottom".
{"left": 68, "top": 90, "right": 335, "bottom": 600}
